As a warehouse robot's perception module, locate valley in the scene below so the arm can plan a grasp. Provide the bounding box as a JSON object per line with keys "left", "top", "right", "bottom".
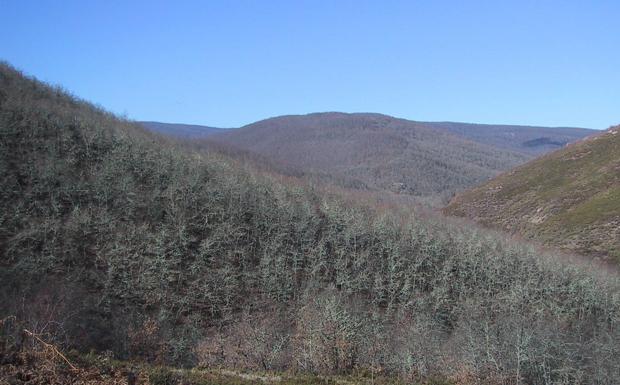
{"left": 1, "top": 62, "right": 619, "bottom": 385}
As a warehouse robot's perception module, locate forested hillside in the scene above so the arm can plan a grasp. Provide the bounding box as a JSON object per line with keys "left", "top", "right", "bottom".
{"left": 207, "top": 113, "right": 531, "bottom": 200}
{"left": 445, "top": 126, "right": 620, "bottom": 264}
{"left": 145, "top": 117, "right": 593, "bottom": 159}
{"left": 1, "top": 63, "right": 620, "bottom": 384}
{"left": 143, "top": 115, "right": 593, "bottom": 205}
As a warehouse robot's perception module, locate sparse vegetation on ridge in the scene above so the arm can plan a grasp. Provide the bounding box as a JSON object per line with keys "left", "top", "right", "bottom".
{"left": 1, "top": 62, "right": 619, "bottom": 385}
{"left": 444, "top": 125, "right": 620, "bottom": 263}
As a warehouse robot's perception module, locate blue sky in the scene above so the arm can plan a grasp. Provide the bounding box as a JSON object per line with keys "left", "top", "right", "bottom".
{"left": 1, "top": 1, "right": 618, "bottom": 128}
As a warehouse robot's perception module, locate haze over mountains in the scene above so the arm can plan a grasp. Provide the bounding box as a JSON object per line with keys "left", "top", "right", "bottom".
{"left": 143, "top": 113, "right": 594, "bottom": 200}
{"left": 445, "top": 125, "right": 620, "bottom": 263}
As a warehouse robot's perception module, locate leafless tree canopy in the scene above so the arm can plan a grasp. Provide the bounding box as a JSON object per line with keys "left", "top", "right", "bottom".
{"left": 1, "top": 62, "right": 619, "bottom": 384}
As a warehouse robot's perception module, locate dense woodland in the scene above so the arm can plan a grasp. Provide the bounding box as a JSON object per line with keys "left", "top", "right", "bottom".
{"left": 1, "top": 63, "right": 620, "bottom": 384}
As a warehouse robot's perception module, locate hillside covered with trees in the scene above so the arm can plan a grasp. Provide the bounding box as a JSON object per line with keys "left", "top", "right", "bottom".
{"left": 206, "top": 113, "right": 534, "bottom": 201}
{"left": 1, "top": 63, "right": 619, "bottom": 385}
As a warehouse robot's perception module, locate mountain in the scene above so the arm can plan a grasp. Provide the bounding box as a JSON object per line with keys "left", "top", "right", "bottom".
{"left": 444, "top": 126, "right": 620, "bottom": 263}
{"left": 144, "top": 116, "right": 594, "bottom": 202}
{"left": 140, "top": 121, "right": 225, "bottom": 138}
{"left": 2, "top": 62, "right": 619, "bottom": 384}
{"left": 208, "top": 112, "right": 533, "bottom": 199}
{"left": 422, "top": 121, "right": 594, "bottom": 155}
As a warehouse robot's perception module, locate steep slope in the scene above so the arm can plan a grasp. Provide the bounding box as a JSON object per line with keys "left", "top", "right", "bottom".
{"left": 423, "top": 121, "right": 594, "bottom": 155}
{"left": 445, "top": 126, "right": 620, "bottom": 263}
{"left": 208, "top": 112, "right": 530, "bottom": 199}
{"left": 1, "top": 63, "right": 619, "bottom": 384}
{"left": 140, "top": 121, "right": 225, "bottom": 138}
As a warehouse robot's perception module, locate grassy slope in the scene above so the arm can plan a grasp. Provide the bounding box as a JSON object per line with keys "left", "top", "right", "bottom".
{"left": 444, "top": 127, "right": 620, "bottom": 263}
{"left": 207, "top": 112, "right": 530, "bottom": 199}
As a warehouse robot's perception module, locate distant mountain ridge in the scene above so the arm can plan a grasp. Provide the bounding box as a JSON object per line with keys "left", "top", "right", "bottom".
{"left": 140, "top": 121, "right": 225, "bottom": 138}
{"left": 142, "top": 117, "right": 595, "bottom": 152}
{"left": 201, "top": 112, "right": 593, "bottom": 199}
{"left": 141, "top": 114, "right": 595, "bottom": 201}
{"left": 444, "top": 125, "right": 620, "bottom": 263}
{"left": 420, "top": 121, "right": 593, "bottom": 155}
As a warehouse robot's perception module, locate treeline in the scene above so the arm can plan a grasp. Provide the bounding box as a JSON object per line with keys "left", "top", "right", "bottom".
{"left": 1, "top": 63, "right": 619, "bottom": 385}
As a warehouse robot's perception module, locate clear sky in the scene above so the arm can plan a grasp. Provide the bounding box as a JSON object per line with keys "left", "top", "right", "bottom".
{"left": 1, "top": 1, "right": 618, "bottom": 129}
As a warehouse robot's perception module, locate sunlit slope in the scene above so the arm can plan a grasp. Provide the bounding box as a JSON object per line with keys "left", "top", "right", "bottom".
{"left": 445, "top": 126, "right": 620, "bottom": 262}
